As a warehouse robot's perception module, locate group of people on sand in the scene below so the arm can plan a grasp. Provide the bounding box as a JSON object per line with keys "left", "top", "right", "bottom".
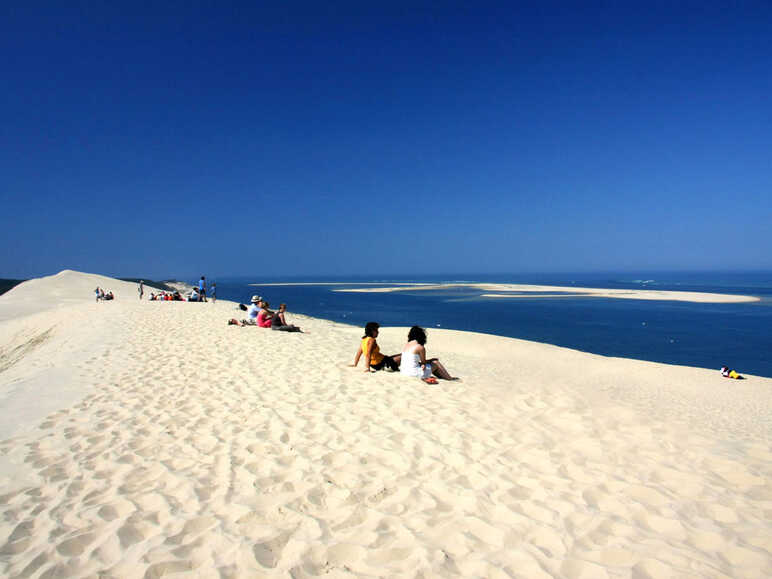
{"left": 351, "top": 322, "right": 458, "bottom": 384}
{"left": 228, "top": 295, "right": 303, "bottom": 332}
{"left": 192, "top": 276, "right": 216, "bottom": 302}
{"left": 228, "top": 299, "right": 455, "bottom": 381}
{"left": 149, "top": 290, "right": 185, "bottom": 301}
{"left": 140, "top": 276, "right": 216, "bottom": 303}
{"left": 94, "top": 287, "right": 114, "bottom": 301}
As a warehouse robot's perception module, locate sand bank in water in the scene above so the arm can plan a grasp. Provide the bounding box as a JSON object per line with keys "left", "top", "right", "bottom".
{"left": 0, "top": 270, "right": 770, "bottom": 577}
{"left": 335, "top": 283, "right": 760, "bottom": 303}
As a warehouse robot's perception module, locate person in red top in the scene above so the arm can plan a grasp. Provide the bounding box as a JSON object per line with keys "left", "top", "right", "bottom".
{"left": 257, "top": 301, "right": 274, "bottom": 327}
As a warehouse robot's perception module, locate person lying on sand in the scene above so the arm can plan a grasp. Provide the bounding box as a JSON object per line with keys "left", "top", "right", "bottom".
{"left": 400, "top": 325, "right": 457, "bottom": 384}
{"left": 721, "top": 366, "right": 744, "bottom": 379}
{"left": 350, "top": 322, "right": 401, "bottom": 372}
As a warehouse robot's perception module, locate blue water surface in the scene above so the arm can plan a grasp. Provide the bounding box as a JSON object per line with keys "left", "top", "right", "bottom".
{"left": 209, "top": 272, "right": 772, "bottom": 377}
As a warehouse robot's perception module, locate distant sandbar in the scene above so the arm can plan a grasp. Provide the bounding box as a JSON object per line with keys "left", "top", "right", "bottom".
{"left": 334, "top": 283, "right": 759, "bottom": 303}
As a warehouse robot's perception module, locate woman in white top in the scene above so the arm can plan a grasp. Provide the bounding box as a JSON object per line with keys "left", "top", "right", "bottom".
{"left": 400, "top": 325, "right": 456, "bottom": 383}
{"left": 228, "top": 295, "right": 262, "bottom": 326}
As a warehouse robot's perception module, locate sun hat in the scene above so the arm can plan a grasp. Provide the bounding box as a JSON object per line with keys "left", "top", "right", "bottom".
{"left": 250, "top": 295, "right": 261, "bottom": 303}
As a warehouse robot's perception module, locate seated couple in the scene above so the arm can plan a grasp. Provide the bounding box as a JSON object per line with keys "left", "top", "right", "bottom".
{"left": 229, "top": 296, "right": 303, "bottom": 332}
{"left": 350, "top": 322, "right": 457, "bottom": 383}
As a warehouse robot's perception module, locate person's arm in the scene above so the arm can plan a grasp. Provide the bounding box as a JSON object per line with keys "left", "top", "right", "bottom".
{"left": 350, "top": 345, "right": 363, "bottom": 367}
{"left": 417, "top": 344, "right": 427, "bottom": 370}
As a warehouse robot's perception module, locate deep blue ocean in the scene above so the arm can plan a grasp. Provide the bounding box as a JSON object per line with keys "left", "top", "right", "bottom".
{"left": 210, "top": 272, "right": 772, "bottom": 378}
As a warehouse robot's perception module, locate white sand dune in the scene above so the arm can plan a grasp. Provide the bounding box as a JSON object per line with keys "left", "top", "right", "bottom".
{"left": 0, "top": 271, "right": 770, "bottom": 577}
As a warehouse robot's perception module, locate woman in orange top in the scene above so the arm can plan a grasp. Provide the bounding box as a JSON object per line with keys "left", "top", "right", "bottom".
{"left": 350, "top": 322, "right": 401, "bottom": 372}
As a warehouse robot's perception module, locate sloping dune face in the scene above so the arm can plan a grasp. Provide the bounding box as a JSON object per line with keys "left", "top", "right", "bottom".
{"left": 0, "top": 270, "right": 143, "bottom": 321}
{"left": 0, "top": 271, "right": 145, "bottom": 440}
{"left": 0, "top": 271, "right": 771, "bottom": 578}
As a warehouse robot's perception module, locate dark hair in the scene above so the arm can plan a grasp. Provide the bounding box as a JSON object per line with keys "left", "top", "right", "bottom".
{"left": 407, "top": 325, "right": 427, "bottom": 345}
{"left": 363, "top": 322, "right": 380, "bottom": 338}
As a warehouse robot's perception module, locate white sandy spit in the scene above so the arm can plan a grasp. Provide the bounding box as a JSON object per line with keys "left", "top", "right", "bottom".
{"left": 0, "top": 270, "right": 770, "bottom": 578}
{"left": 335, "top": 283, "right": 759, "bottom": 303}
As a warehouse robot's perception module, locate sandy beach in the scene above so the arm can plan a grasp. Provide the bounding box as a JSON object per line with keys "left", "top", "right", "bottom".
{"left": 1, "top": 270, "right": 770, "bottom": 578}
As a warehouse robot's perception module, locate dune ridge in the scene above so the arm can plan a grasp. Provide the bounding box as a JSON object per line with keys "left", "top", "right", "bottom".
{"left": 0, "top": 271, "right": 770, "bottom": 577}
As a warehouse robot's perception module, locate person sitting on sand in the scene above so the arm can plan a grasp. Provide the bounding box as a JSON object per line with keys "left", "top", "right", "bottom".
{"left": 271, "top": 303, "right": 303, "bottom": 332}
{"left": 228, "top": 295, "right": 261, "bottom": 326}
{"left": 400, "top": 325, "right": 456, "bottom": 383}
{"left": 95, "top": 287, "right": 102, "bottom": 302}
{"left": 720, "top": 366, "right": 744, "bottom": 379}
{"left": 350, "top": 322, "right": 401, "bottom": 372}
{"left": 257, "top": 300, "right": 274, "bottom": 327}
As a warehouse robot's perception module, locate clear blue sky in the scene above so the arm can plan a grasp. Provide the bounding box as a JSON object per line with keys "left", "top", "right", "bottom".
{"left": 2, "top": 1, "right": 771, "bottom": 279}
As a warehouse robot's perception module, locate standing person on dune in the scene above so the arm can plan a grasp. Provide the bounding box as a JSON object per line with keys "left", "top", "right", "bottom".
{"left": 138, "top": 280, "right": 144, "bottom": 300}
{"left": 198, "top": 276, "right": 207, "bottom": 302}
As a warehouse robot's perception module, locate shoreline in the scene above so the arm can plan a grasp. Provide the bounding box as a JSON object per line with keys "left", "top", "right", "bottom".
{"left": 1, "top": 271, "right": 771, "bottom": 576}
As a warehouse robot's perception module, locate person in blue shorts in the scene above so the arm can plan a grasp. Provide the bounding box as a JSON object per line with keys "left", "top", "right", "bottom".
{"left": 198, "top": 276, "right": 207, "bottom": 302}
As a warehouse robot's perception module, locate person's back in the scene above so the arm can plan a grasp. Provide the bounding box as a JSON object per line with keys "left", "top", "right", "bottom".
{"left": 247, "top": 303, "right": 259, "bottom": 323}
{"left": 362, "top": 336, "right": 384, "bottom": 366}
{"left": 198, "top": 276, "right": 207, "bottom": 302}
{"left": 400, "top": 342, "right": 426, "bottom": 377}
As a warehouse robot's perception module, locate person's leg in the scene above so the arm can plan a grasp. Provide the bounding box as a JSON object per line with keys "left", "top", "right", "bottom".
{"left": 430, "top": 359, "right": 454, "bottom": 380}
{"left": 384, "top": 355, "right": 400, "bottom": 371}
{"left": 370, "top": 359, "right": 386, "bottom": 371}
